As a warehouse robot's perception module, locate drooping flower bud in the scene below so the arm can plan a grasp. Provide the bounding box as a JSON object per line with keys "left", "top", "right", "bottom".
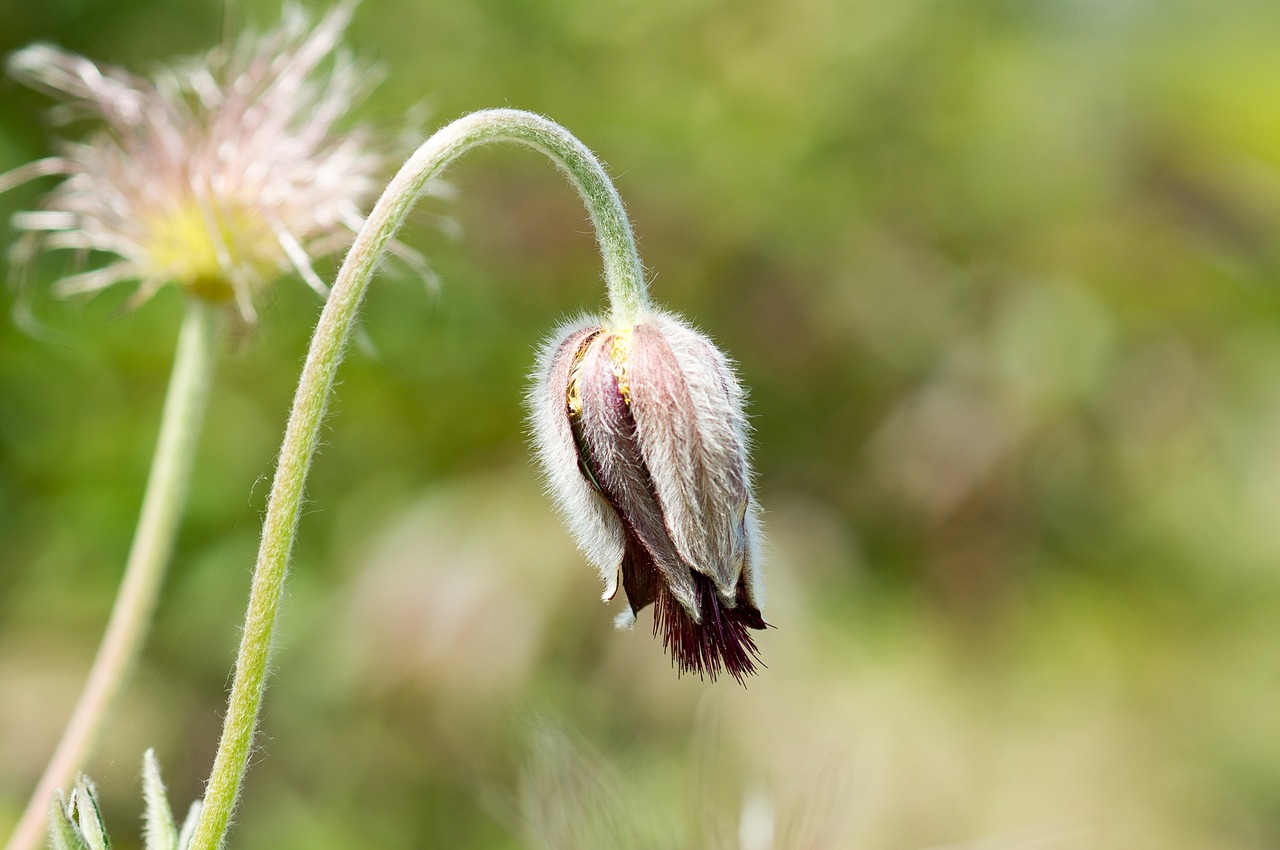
{"left": 531, "top": 309, "right": 766, "bottom": 684}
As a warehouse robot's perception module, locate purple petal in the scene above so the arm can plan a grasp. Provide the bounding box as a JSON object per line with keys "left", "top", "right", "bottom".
{"left": 628, "top": 313, "right": 752, "bottom": 599}
{"left": 575, "top": 332, "right": 699, "bottom": 614}
{"left": 528, "top": 318, "right": 625, "bottom": 599}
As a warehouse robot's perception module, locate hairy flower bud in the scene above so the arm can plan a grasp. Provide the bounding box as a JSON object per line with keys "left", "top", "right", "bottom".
{"left": 531, "top": 309, "right": 766, "bottom": 684}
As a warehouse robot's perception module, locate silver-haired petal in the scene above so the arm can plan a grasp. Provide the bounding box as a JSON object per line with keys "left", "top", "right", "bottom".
{"left": 574, "top": 329, "right": 699, "bottom": 614}
{"left": 628, "top": 312, "right": 753, "bottom": 601}
{"left": 741, "top": 495, "right": 766, "bottom": 610}
{"left": 529, "top": 317, "right": 625, "bottom": 599}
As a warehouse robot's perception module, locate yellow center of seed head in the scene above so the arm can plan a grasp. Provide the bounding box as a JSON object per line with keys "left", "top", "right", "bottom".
{"left": 142, "top": 197, "right": 280, "bottom": 302}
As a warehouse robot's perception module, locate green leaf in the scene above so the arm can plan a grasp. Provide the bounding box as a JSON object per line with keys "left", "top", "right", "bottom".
{"left": 71, "top": 776, "right": 110, "bottom": 850}
{"left": 47, "top": 789, "right": 91, "bottom": 850}
{"left": 141, "top": 749, "right": 178, "bottom": 850}
{"left": 176, "top": 800, "right": 203, "bottom": 850}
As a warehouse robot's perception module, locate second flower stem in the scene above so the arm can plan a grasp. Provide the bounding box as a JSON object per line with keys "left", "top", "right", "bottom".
{"left": 188, "top": 108, "right": 650, "bottom": 850}
{"left": 6, "top": 298, "right": 221, "bottom": 850}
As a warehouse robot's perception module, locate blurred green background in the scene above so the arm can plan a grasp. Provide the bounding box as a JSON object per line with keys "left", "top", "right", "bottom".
{"left": 3, "top": 0, "right": 1280, "bottom": 847}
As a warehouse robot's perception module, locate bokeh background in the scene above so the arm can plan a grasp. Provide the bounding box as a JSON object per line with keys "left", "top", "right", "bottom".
{"left": 2, "top": 0, "right": 1280, "bottom": 847}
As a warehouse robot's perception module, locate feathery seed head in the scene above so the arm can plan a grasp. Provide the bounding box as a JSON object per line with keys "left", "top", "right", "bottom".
{"left": 3, "top": 3, "right": 392, "bottom": 319}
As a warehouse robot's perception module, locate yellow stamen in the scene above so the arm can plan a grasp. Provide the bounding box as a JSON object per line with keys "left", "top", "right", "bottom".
{"left": 608, "top": 328, "right": 632, "bottom": 404}
{"left": 142, "top": 198, "right": 278, "bottom": 302}
{"left": 565, "top": 331, "right": 601, "bottom": 418}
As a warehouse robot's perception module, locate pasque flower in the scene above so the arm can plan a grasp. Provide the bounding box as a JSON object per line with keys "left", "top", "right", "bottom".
{"left": 532, "top": 309, "right": 767, "bottom": 684}
{"left": 9, "top": 109, "right": 768, "bottom": 850}
{"left": 1, "top": 2, "right": 397, "bottom": 319}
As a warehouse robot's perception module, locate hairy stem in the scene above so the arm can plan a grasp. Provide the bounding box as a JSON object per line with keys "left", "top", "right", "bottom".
{"left": 6, "top": 299, "right": 221, "bottom": 850}
{"left": 188, "top": 108, "right": 648, "bottom": 850}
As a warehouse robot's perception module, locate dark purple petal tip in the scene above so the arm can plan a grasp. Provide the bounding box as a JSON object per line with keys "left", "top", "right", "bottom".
{"left": 654, "top": 573, "right": 767, "bottom": 686}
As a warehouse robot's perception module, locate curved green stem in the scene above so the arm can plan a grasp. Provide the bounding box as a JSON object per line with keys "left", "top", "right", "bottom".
{"left": 6, "top": 298, "right": 221, "bottom": 850}
{"left": 187, "top": 108, "right": 648, "bottom": 850}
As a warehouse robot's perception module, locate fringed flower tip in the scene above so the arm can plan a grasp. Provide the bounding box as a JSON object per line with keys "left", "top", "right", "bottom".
{"left": 531, "top": 310, "right": 767, "bottom": 685}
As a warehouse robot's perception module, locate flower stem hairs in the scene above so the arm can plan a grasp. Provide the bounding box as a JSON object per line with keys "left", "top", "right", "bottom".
{"left": 183, "top": 108, "right": 769, "bottom": 849}
{"left": 2, "top": 6, "right": 401, "bottom": 850}
{"left": 5, "top": 20, "right": 767, "bottom": 843}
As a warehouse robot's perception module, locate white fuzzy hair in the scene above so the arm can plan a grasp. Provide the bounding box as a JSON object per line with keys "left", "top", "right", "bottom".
{"left": 527, "top": 314, "right": 626, "bottom": 600}
{"left": 527, "top": 308, "right": 766, "bottom": 614}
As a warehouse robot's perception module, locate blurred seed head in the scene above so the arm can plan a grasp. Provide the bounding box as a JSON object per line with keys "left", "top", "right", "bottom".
{"left": 2, "top": 3, "right": 409, "bottom": 320}
{"left": 530, "top": 309, "right": 767, "bottom": 684}
{"left": 512, "top": 723, "right": 670, "bottom": 850}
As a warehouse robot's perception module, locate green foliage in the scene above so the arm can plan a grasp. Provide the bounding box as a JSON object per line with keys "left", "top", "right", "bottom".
{"left": 3, "top": 1, "right": 1280, "bottom": 848}
{"left": 48, "top": 778, "right": 108, "bottom": 850}
{"left": 46, "top": 753, "right": 198, "bottom": 850}
{"left": 141, "top": 750, "right": 177, "bottom": 850}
